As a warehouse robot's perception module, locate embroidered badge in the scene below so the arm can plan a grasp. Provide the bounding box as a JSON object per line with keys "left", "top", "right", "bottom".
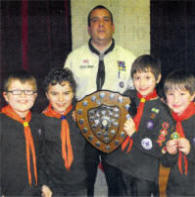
{"left": 118, "top": 61, "right": 126, "bottom": 78}
{"left": 162, "top": 122, "right": 169, "bottom": 129}
{"left": 161, "top": 146, "right": 167, "bottom": 154}
{"left": 83, "top": 59, "right": 89, "bottom": 64}
{"left": 141, "top": 138, "right": 153, "bottom": 150}
{"left": 150, "top": 113, "right": 155, "bottom": 119}
{"left": 80, "top": 65, "right": 87, "bottom": 69}
{"left": 118, "top": 61, "right": 126, "bottom": 71}
{"left": 157, "top": 134, "right": 166, "bottom": 146}
{"left": 146, "top": 120, "right": 154, "bottom": 129}
{"left": 80, "top": 64, "right": 94, "bottom": 69}
{"left": 171, "top": 132, "right": 180, "bottom": 139}
{"left": 119, "top": 81, "right": 125, "bottom": 88}
{"left": 160, "top": 129, "right": 168, "bottom": 136}
{"left": 157, "top": 122, "right": 169, "bottom": 147}
{"left": 150, "top": 108, "right": 160, "bottom": 119}
{"left": 151, "top": 108, "right": 160, "bottom": 114}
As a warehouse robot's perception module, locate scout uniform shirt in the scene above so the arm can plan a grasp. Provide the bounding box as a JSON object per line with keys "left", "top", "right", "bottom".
{"left": 64, "top": 40, "right": 135, "bottom": 100}
{"left": 162, "top": 103, "right": 195, "bottom": 196}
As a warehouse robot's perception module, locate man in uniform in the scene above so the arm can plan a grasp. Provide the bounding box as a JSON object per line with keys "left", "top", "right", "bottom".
{"left": 64, "top": 5, "right": 136, "bottom": 196}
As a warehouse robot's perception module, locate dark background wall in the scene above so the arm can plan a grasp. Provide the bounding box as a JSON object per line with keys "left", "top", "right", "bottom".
{"left": 151, "top": 0, "right": 195, "bottom": 89}
{"left": 1, "top": 0, "right": 195, "bottom": 110}
{"left": 0, "top": 0, "right": 72, "bottom": 111}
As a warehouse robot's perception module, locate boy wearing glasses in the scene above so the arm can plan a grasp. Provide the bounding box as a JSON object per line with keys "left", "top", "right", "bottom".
{"left": 0, "top": 70, "right": 43, "bottom": 196}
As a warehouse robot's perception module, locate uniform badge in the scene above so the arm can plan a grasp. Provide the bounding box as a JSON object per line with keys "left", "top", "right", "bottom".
{"left": 146, "top": 120, "right": 154, "bottom": 129}
{"left": 150, "top": 113, "right": 156, "bottom": 119}
{"left": 171, "top": 132, "right": 180, "bottom": 139}
{"left": 141, "top": 138, "right": 153, "bottom": 150}
{"left": 83, "top": 59, "right": 89, "bottom": 64}
{"left": 118, "top": 61, "right": 126, "bottom": 71}
{"left": 161, "top": 146, "right": 167, "bottom": 154}
{"left": 80, "top": 59, "right": 94, "bottom": 68}
{"left": 150, "top": 108, "right": 160, "bottom": 119}
{"left": 151, "top": 108, "right": 160, "bottom": 114}
{"left": 118, "top": 61, "right": 126, "bottom": 78}
{"left": 157, "top": 122, "right": 169, "bottom": 146}
{"left": 119, "top": 81, "right": 125, "bottom": 88}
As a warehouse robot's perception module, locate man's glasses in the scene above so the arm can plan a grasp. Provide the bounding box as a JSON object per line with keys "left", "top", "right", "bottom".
{"left": 6, "top": 90, "right": 37, "bottom": 95}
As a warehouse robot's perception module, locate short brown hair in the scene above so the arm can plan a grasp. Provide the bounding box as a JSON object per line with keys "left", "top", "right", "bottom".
{"left": 43, "top": 68, "right": 77, "bottom": 94}
{"left": 88, "top": 5, "right": 113, "bottom": 26}
{"left": 164, "top": 70, "right": 195, "bottom": 95}
{"left": 3, "top": 70, "right": 37, "bottom": 91}
{"left": 131, "top": 54, "right": 161, "bottom": 80}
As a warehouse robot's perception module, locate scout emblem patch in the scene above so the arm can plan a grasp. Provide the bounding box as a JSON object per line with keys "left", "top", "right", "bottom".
{"left": 76, "top": 90, "right": 131, "bottom": 153}
{"left": 118, "top": 61, "right": 126, "bottom": 78}
{"left": 141, "top": 137, "right": 153, "bottom": 150}
{"left": 118, "top": 61, "right": 126, "bottom": 71}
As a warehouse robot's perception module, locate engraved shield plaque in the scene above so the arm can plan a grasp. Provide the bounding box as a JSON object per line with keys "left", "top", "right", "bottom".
{"left": 76, "top": 90, "right": 131, "bottom": 153}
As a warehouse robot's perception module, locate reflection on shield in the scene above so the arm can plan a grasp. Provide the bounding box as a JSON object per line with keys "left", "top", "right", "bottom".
{"left": 76, "top": 90, "right": 131, "bottom": 153}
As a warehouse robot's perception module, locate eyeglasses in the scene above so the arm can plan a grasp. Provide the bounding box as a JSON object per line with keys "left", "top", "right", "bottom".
{"left": 6, "top": 90, "right": 37, "bottom": 95}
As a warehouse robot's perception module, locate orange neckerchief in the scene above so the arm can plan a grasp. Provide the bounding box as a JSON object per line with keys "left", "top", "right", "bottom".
{"left": 172, "top": 102, "right": 195, "bottom": 175}
{"left": 42, "top": 104, "right": 74, "bottom": 170}
{"left": 121, "top": 89, "right": 158, "bottom": 152}
{"left": 1, "top": 105, "right": 38, "bottom": 186}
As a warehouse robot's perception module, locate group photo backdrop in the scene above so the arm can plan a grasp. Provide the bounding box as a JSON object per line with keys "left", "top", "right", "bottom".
{"left": 1, "top": 0, "right": 195, "bottom": 110}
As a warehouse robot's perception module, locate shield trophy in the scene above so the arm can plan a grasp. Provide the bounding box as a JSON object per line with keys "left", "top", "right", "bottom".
{"left": 76, "top": 90, "right": 131, "bottom": 153}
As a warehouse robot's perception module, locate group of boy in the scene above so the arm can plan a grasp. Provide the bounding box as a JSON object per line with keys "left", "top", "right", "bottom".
{"left": 1, "top": 4, "right": 195, "bottom": 197}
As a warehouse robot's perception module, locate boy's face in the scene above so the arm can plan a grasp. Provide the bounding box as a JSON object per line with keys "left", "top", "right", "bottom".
{"left": 3, "top": 79, "right": 37, "bottom": 118}
{"left": 133, "top": 70, "right": 161, "bottom": 96}
{"left": 166, "top": 88, "right": 195, "bottom": 115}
{"left": 46, "top": 81, "right": 74, "bottom": 115}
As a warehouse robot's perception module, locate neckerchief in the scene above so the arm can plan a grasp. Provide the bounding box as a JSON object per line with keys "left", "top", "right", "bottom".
{"left": 88, "top": 39, "right": 115, "bottom": 90}
{"left": 42, "top": 104, "right": 73, "bottom": 170}
{"left": 171, "top": 101, "right": 195, "bottom": 175}
{"left": 121, "top": 89, "right": 158, "bottom": 152}
{"left": 1, "top": 105, "right": 37, "bottom": 186}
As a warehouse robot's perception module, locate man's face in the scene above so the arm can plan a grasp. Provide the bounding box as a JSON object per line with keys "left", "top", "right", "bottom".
{"left": 88, "top": 8, "right": 115, "bottom": 46}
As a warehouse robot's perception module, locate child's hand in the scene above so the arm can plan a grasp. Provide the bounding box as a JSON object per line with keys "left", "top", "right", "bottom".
{"left": 41, "top": 185, "right": 52, "bottom": 197}
{"left": 123, "top": 118, "right": 136, "bottom": 137}
{"left": 166, "top": 139, "right": 178, "bottom": 155}
{"left": 178, "top": 138, "right": 191, "bottom": 155}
